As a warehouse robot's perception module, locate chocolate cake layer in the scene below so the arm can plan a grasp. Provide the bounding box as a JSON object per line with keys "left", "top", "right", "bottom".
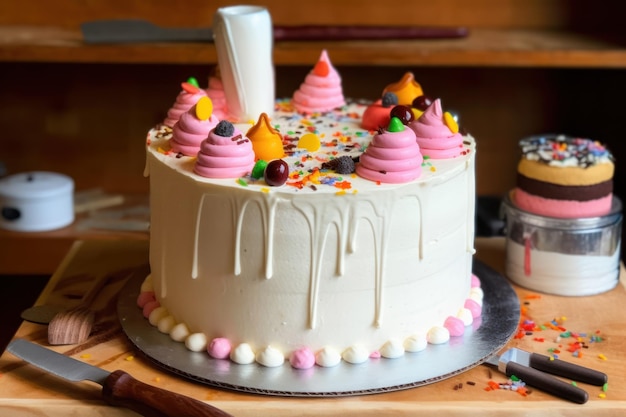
{"left": 516, "top": 173, "right": 613, "bottom": 201}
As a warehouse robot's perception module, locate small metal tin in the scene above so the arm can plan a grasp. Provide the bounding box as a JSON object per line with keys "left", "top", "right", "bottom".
{"left": 502, "top": 194, "right": 622, "bottom": 296}
{"left": 0, "top": 171, "right": 74, "bottom": 232}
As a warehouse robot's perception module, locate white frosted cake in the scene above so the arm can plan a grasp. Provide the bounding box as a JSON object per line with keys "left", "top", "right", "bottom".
{"left": 138, "top": 51, "right": 482, "bottom": 369}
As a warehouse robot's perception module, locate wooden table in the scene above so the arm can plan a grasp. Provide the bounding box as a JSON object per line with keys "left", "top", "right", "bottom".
{"left": 1, "top": 238, "right": 624, "bottom": 416}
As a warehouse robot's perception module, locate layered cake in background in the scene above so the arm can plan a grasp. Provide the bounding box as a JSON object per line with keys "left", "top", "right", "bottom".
{"left": 512, "top": 135, "right": 614, "bottom": 219}
{"left": 504, "top": 134, "right": 622, "bottom": 296}
{"left": 141, "top": 47, "right": 481, "bottom": 369}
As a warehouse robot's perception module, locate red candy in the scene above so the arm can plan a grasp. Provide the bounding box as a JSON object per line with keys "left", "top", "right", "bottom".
{"left": 181, "top": 81, "right": 200, "bottom": 94}
{"left": 264, "top": 159, "right": 289, "bottom": 186}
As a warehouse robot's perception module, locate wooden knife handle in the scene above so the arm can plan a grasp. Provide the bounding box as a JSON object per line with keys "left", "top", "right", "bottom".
{"left": 273, "top": 25, "right": 469, "bottom": 41}
{"left": 529, "top": 352, "right": 608, "bottom": 386}
{"left": 102, "top": 370, "right": 233, "bottom": 417}
{"left": 505, "top": 362, "right": 589, "bottom": 404}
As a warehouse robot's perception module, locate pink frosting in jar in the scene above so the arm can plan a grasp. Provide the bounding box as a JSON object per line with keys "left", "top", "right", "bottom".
{"left": 292, "top": 50, "right": 346, "bottom": 114}
{"left": 409, "top": 99, "right": 464, "bottom": 159}
{"left": 356, "top": 118, "right": 423, "bottom": 183}
{"left": 194, "top": 121, "right": 256, "bottom": 178}
{"left": 163, "top": 87, "right": 207, "bottom": 128}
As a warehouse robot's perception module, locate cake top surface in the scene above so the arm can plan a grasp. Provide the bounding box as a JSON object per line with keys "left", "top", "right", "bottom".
{"left": 519, "top": 134, "right": 613, "bottom": 168}
{"left": 147, "top": 99, "right": 475, "bottom": 195}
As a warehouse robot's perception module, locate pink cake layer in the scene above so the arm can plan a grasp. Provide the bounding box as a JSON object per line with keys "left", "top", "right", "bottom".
{"left": 513, "top": 188, "right": 613, "bottom": 218}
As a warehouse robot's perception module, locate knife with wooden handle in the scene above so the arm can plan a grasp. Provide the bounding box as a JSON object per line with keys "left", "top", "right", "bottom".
{"left": 7, "top": 339, "right": 232, "bottom": 417}
{"left": 485, "top": 347, "right": 608, "bottom": 404}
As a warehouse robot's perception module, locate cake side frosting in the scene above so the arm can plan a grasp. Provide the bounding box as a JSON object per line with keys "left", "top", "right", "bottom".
{"left": 143, "top": 100, "right": 479, "bottom": 369}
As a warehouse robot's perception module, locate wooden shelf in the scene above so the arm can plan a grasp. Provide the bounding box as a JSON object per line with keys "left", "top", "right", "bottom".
{"left": 2, "top": 25, "right": 626, "bottom": 68}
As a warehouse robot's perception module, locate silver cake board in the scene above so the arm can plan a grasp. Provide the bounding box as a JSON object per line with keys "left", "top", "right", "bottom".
{"left": 117, "top": 260, "right": 519, "bottom": 396}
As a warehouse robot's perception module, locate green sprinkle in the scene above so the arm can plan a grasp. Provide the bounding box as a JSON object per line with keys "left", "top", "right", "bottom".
{"left": 603, "top": 383, "right": 609, "bottom": 392}
{"left": 237, "top": 178, "right": 248, "bottom": 187}
{"left": 387, "top": 117, "right": 405, "bottom": 132}
{"left": 187, "top": 77, "right": 199, "bottom": 87}
{"left": 251, "top": 160, "right": 268, "bottom": 179}
{"left": 571, "top": 381, "right": 578, "bottom": 387}
{"left": 560, "top": 331, "right": 571, "bottom": 338}
{"left": 510, "top": 375, "right": 520, "bottom": 382}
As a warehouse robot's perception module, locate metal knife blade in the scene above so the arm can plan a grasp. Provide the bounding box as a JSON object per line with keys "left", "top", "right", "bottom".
{"left": 81, "top": 19, "right": 469, "bottom": 44}
{"left": 7, "top": 339, "right": 232, "bottom": 417}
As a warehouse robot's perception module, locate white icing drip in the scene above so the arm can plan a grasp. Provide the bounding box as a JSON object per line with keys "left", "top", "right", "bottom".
{"left": 259, "top": 196, "right": 282, "bottom": 279}
{"left": 233, "top": 197, "right": 250, "bottom": 277}
{"left": 192, "top": 193, "right": 207, "bottom": 279}
{"left": 294, "top": 200, "right": 336, "bottom": 330}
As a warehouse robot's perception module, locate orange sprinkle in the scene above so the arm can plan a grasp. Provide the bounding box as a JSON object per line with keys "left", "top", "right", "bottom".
{"left": 524, "top": 294, "right": 542, "bottom": 300}
{"left": 334, "top": 181, "right": 352, "bottom": 190}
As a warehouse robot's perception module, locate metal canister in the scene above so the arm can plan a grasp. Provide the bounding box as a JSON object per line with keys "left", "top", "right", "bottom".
{"left": 502, "top": 194, "right": 622, "bottom": 296}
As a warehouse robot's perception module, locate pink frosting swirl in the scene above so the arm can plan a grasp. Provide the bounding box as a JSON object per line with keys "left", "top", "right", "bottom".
{"left": 471, "top": 274, "right": 481, "bottom": 288}
{"left": 170, "top": 106, "right": 220, "bottom": 156}
{"left": 194, "top": 122, "right": 256, "bottom": 178}
{"left": 163, "top": 89, "right": 207, "bottom": 128}
{"left": 289, "top": 347, "right": 316, "bottom": 369}
{"left": 409, "top": 99, "right": 464, "bottom": 159}
{"left": 356, "top": 121, "right": 423, "bottom": 183}
{"left": 464, "top": 299, "right": 482, "bottom": 319}
{"left": 444, "top": 316, "right": 465, "bottom": 337}
{"left": 207, "top": 337, "right": 232, "bottom": 359}
{"left": 205, "top": 76, "right": 229, "bottom": 121}
{"left": 292, "top": 50, "right": 345, "bottom": 113}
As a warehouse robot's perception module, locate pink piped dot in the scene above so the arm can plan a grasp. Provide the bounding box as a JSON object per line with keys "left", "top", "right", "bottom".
{"left": 444, "top": 316, "right": 465, "bottom": 337}
{"left": 142, "top": 300, "right": 160, "bottom": 318}
{"left": 471, "top": 274, "right": 481, "bottom": 288}
{"left": 369, "top": 350, "right": 381, "bottom": 359}
{"left": 289, "top": 347, "right": 316, "bottom": 369}
{"left": 464, "top": 298, "right": 482, "bottom": 319}
{"left": 207, "top": 338, "right": 232, "bottom": 359}
{"left": 137, "top": 291, "right": 156, "bottom": 308}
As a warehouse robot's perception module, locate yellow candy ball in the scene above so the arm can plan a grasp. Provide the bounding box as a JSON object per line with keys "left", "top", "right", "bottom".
{"left": 297, "top": 133, "right": 321, "bottom": 152}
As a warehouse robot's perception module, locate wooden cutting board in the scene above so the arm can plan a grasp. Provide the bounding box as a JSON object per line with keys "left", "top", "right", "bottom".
{"left": 0, "top": 238, "right": 624, "bottom": 416}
